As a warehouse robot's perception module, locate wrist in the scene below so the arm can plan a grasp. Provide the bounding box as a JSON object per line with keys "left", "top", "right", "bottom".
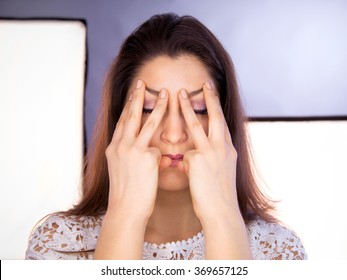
{"left": 96, "top": 206, "right": 148, "bottom": 260}
{"left": 107, "top": 196, "right": 154, "bottom": 221}
{"left": 200, "top": 206, "right": 252, "bottom": 260}
{"left": 104, "top": 205, "right": 150, "bottom": 229}
{"left": 197, "top": 199, "right": 243, "bottom": 227}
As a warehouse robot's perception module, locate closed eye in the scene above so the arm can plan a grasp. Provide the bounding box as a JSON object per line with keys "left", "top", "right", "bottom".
{"left": 142, "top": 108, "right": 154, "bottom": 114}
{"left": 194, "top": 109, "right": 208, "bottom": 115}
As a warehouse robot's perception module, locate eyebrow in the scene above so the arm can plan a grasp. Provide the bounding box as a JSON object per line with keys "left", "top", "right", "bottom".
{"left": 145, "top": 87, "right": 203, "bottom": 98}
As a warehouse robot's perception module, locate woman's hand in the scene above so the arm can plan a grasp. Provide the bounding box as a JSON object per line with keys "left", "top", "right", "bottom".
{"left": 106, "top": 80, "right": 168, "bottom": 218}
{"left": 178, "top": 82, "right": 238, "bottom": 219}
{"left": 178, "top": 82, "right": 252, "bottom": 259}
{"left": 95, "top": 80, "right": 168, "bottom": 259}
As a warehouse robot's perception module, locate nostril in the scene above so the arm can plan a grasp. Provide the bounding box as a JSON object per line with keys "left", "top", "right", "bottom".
{"left": 160, "top": 122, "right": 188, "bottom": 144}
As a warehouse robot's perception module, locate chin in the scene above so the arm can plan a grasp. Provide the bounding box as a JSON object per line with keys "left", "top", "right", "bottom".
{"left": 158, "top": 168, "right": 189, "bottom": 191}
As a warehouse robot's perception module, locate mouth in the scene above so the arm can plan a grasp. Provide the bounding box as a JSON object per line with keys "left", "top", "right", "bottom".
{"left": 163, "top": 154, "right": 184, "bottom": 167}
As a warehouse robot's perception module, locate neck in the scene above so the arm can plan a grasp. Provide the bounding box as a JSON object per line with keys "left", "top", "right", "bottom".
{"left": 145, "top": 188, "right": 202, "bottom": 244}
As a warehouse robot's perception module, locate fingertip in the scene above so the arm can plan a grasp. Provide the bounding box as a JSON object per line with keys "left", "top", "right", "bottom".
{"left": 159, "top": 89, "right": 167, "bottom": 99}
{"left": 203, "top": 84, "right": 220, "bottom": 107}
{"left": 179, "top": 89, "right": 188, "bottom": 99}
{"left": 203, "top": 81, "right": 218, "bottom": 95}
{"left": 130, "top": 79, "right": 146, "bottom": 101}
{"left": 176, "top": 161, "right": 187, "bottom": 174}
{"left": 155, "top": 89, "right": 168, "bottom": 111}
{"left": 205, "top": 81, "right": 212, "bottom": 90}
{"left": 159, "top": 156, "right": 171, "bottom": 171}
{"left": 136, "top": 79, "right": 143, "bottom": 89}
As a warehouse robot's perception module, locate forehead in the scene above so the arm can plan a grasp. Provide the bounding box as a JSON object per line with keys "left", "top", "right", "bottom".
{"left": 134, "top": 55, "right": 212, "bottom": 94}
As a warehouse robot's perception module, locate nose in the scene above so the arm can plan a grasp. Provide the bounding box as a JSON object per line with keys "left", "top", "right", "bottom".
{"left": 160, "top": 108, "right": 188, "bottom": 145}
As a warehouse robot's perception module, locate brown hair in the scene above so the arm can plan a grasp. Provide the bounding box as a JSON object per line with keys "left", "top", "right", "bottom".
{"left": 67, "top": 13, "right": 276, "bottom": 223}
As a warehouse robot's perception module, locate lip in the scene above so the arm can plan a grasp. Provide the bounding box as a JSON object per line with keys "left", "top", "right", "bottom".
{"left": 163, "top": 154, "right": 184, "bottom": 167}
{"left": 163, "top": 154, "right": 184, "bottom": 160}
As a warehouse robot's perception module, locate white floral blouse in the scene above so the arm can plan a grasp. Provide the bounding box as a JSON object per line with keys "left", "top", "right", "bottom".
{"left": 25, "top": 214, "right": 307, "bottom": 260}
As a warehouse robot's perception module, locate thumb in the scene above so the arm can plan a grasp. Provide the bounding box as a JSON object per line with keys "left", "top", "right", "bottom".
{"left": 159, "top": 155, "right": 172, "bottom": 171}
{"left": 177, "top": 157, "right": 189, "bottom": 174}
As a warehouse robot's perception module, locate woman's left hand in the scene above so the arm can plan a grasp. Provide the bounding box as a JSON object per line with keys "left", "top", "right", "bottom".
{"left": 177, "top": 82, "right": 252, "bottom": 259}
{"left": 177, "top": 82, "right": 239, "bottom": 220}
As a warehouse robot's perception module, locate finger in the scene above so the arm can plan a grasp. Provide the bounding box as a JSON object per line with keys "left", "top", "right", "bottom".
{"left": 178, "top": 149, "right": 196, "bottom": 174}
{"left": 159, "top": 155, "right": 172, "bottom": 171}
{"left": 178, "top": 89, "right": 209, "bottom": 150}
{"left": 203, "top": 82, "right": 226, "bottom": 143}
{"left": 223, "top": 119, "right": 233, "bottom": 145}
{"left": 177, "top": 159, "right": 188, "bottom": 174}
{"left": 111, "top": 99, "right": 131, "bottom": 143}
{"left": 204, "top": 82, "right": 234, "bottom": 145}
{"left": 136, "top": 89, "right": 169, "bottom": 147}
{"left": 121, "top": 79, "right": 146, "bottom": 142}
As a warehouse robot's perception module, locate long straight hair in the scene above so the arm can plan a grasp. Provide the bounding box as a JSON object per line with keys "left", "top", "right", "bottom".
{"left": 67, "top": 13, "right": 276, "bottom": 223}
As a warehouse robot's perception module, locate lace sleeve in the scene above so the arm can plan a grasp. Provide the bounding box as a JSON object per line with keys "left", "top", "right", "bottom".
{"left": 248, "top": 218, "right": 307, "bottom": 260}
{"left": 25, "top": 214, "right": 101, "bottom": 260}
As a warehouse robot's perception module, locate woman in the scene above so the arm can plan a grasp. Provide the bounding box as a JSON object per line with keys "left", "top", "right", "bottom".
{"left": 26, "top": 13, "right": 307, "bottom": 260}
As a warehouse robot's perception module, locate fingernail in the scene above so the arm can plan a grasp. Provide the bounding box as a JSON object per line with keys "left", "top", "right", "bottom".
{"left": 136, "top": 80, "right": 143, "bottom": 89}
{"left": 205, "top": 81, "right": 212, "bottom": 90}
{"left": 159, "top": 90, "right": 167, "bottom": 99}
{"left": 180, "top": 89, "right": 188, "bottom": 99}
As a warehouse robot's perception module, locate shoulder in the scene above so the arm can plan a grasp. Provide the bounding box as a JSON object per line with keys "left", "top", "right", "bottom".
{"left": 25, "top": 213, "right": 102, "bottom": 260}
{"left": 247, "top": 217, "right": 307, "bottom": 260}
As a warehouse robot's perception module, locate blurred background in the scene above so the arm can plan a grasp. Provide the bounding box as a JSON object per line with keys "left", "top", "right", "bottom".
{"left": 0, "top": 0, "right": 346, "bottom": 259}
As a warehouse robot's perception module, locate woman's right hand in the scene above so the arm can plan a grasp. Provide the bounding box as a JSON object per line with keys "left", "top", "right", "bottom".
{"left": 94, "top": 80, "right": 168, "bottom": 259}
{"left": 105, "top": 79, "right": 169, "bottom": 219}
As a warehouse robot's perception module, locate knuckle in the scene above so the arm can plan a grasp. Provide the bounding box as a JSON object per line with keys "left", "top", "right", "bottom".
{"left": 115, "top": 118, "right": 124, "bottom": 128}
{"left": 130, "top": 92, "right": 140, "bottom": 99}
{"left": 191, "top": 152, "right": 203, "bottom": 163}
{"left": 127, "top": 149, "right": 138, "bottom": 161}
{"left": 226, "top": 146, "right": 237, "bottom": 162}
{"left": 143, "top": 151, "right": 158, "bottom": 166}
{"left": 232, "top": 148, "right": 238, "bottom": 159}
{"left": 190, "top": 120, "right": 203, "bottom": 130}
{"left": 114, "top": 142, "right": 128, "bottom": 157}
{"left": 144, "top": 119, "right": 156, "bottom": 130}
{"left": 152, "top": 103, "right": 167, "bottom": 116}
{"left": 144, "top": 150, "right": 155, "bottom": 159}
{"left": 126, "top": 111, "right": 139, "bottom": 122}
{"left": 105, "top": 146, "right": 112, "bottom": 158}
{"left": 105, "top": 144, "right": 121, "bottom": 159}
{"left": 214, "top": 114, "right": 224, "bottom": 123}
{"left": 159, "top": 97, "right": 169, "bottom": 106}
{"left": 114, "top": 120, "right": 124, "bottom": 132}
{"left": 218, "top": 147, "right": 228, "bottom": 160}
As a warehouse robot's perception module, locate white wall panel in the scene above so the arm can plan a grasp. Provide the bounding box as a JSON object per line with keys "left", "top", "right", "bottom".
{"left": 248, "top": 121, "right": 347, "bottom": 259}
{"left": 0, "top": 20, "right": 86, "bottom": 259}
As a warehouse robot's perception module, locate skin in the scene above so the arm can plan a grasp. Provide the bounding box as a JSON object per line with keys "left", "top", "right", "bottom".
{"left": 94, "top": 55, "right": 252, "bottom": 259}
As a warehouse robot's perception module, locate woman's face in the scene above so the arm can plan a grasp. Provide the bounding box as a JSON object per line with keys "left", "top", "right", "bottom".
{"left": 130, "top": 55, "right": 215, "bottom": 191}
